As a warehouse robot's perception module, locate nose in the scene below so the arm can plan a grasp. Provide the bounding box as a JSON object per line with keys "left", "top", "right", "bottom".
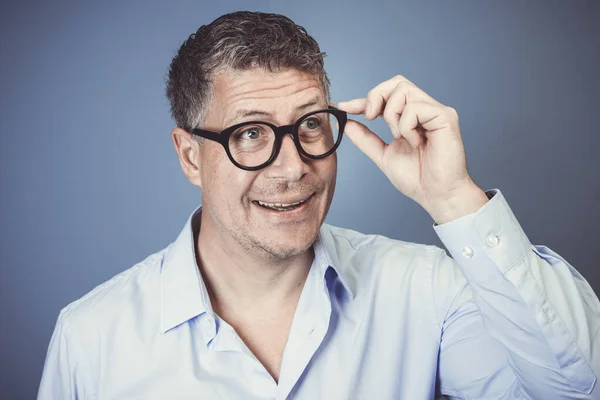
{"left": 265, "top": 134, "right": 308, "bottom": 181}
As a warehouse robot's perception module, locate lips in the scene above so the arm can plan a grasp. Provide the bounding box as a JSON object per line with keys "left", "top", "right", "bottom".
{"left": 253, "top": 195, "right": 312, "bottom": 211}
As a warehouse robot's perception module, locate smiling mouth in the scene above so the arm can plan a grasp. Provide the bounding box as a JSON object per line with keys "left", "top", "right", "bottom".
{"left": 253, "top": 195, "right": 312, "bottom": 211}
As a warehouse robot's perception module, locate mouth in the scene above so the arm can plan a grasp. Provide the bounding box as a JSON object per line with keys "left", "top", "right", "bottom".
{"left": 252, "top": 194, "right": 313, "bottom": 212}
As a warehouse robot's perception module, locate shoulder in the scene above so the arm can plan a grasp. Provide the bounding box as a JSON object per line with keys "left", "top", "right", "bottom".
{"left": 319, "top": 223, "right": 444, "bottom": 297}
{"left": 320, "top": 223, "right": 470, "bottom": 331}
{"left": 56, "top": 246, "right": 168, "bottom": 335}
{"left": 319, "top": 223, "right": 467, "bottom": 314}
{"left": 320, "top": 222, "right": 443, "bottom": 269}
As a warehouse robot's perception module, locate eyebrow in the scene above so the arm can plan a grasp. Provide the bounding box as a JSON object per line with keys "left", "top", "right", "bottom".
{"left": 226, "top": 97, "right": 324, "bottom": 126}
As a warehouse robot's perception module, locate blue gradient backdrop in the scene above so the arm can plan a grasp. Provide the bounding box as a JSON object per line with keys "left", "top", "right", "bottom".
{"left": 1, "top": 1, "right": 599, "bottom": 397}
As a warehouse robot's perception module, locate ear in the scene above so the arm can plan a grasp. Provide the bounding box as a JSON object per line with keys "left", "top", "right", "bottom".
{"left": 171, "top": 127, "right": 203, "bottom": 188}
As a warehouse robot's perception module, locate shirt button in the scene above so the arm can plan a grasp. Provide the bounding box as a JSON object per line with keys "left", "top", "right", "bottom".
{"left": 486, "top": 235, "right": 500, "bottom": 247}
{"left": 462, "top": 247, "right": 474, "bottom": 258}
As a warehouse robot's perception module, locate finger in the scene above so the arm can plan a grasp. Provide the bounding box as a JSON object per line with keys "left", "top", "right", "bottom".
{"left": 343, "top": 119, "right": 386, "bottom": 168}
{"left": 337, "top": 98, "right": 368, "bottom": 115}
{"left": 365, "top": 76, "right": 415, "bottom": 120}
{"left": 397, "top": 102, "right": 451, "bottom": 148}
{"left": 368, "top": 76, "right": 444, "bottom": 120}
{"left": 382, "top": 81, "right": 441, "bottom": 139}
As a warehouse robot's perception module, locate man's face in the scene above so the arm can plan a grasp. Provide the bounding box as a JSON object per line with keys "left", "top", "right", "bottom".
{"left": 196, "top": 68, "right": 337, "bottom": 260}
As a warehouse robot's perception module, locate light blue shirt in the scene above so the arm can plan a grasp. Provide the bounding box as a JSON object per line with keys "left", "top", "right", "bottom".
{"left": 38, "top": 190, "right": 600, "bottom": 399}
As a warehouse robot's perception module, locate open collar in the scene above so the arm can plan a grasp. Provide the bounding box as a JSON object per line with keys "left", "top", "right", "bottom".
{"left": 159, "top": 207, "right": 355, "bottom": 334}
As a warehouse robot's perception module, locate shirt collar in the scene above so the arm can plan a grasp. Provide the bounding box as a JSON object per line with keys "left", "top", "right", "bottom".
{"left": 312, "top": 229, "right": 354, "bottom": 298}
{"left": 160, "top": 206, "right": 212, "bottom": 333}
{"left": 160, "top": 207, "right": 356, "bottom": 333}
{"left": 316, "top": 225, "right": 356, "bottom": 299}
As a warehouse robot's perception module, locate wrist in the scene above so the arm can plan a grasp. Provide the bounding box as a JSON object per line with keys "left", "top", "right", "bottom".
{"left": 426, "top": 183, "right": 489, "bottom": 225}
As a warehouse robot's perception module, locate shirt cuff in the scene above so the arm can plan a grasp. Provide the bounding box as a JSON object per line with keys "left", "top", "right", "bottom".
{"left": 433, "top": 189, "right": 533, "bottom": 283}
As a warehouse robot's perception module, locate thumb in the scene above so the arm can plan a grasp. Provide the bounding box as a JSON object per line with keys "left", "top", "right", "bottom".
{"left": 343, "top": 119, "right": 386, "bottom": 169}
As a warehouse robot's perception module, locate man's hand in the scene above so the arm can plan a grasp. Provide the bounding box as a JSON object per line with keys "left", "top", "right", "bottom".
{"left": 337, "top": 75, "right": 489, "bottom": 224}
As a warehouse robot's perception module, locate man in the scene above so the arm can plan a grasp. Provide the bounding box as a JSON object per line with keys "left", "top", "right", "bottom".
{"left": 38, "top": 11, "right": 599, "bottom": 400}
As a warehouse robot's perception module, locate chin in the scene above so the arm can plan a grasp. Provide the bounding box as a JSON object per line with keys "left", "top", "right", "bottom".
{"left": 254, "top": 228, "right": 318, "bottom": 260}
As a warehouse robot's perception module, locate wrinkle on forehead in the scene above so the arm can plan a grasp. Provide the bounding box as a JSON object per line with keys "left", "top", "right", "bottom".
{"left": 228, "top": 71, "right": 318, "bottom": 97}
{"left": 211, "top": 68, "right": 326, "bottom": 126}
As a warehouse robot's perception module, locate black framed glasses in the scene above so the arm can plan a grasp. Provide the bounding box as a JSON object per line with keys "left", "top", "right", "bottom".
{"left": 189, "top": 106, "right": 347, "bottom": 171}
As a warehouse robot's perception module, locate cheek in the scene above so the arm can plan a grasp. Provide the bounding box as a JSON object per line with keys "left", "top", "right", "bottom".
{"left": 200, "top": 149, "right": 230, "bottom": 200}
{"left": 317, "top": 156, "right": 337, "bottom": 189}
{"left": 200, "top": 149, "right": 256, "bottom": 206}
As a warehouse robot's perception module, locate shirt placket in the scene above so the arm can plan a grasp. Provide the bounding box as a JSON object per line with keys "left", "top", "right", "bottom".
{"left": 275, "top": 263, "right": 333, "bottom": 400}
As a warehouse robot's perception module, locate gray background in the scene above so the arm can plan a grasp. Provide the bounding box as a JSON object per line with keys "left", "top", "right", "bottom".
{"left": 1, "top": 1, "right": 598, "bottom": 398}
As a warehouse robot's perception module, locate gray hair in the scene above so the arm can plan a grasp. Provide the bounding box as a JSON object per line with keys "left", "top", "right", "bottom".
{"left": 165, "top": 11, "right": 331, "bottom": 135}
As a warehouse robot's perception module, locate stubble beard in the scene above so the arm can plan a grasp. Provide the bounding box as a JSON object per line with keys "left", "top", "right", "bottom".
{"left": 206, "top": 176, "right": 336, "bottom": 262}
{"left": 223, "top": 213, "right": 320, "bottom": 261}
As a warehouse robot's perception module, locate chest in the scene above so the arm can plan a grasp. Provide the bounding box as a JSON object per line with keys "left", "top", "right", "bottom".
{"left": 230, "top": 315, "right": 295, "bottom": 382}
{"left": 96, "top": 312, "right": 441, "bottom": 400}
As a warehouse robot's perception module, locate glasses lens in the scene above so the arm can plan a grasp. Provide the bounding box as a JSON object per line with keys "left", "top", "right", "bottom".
{"left": 228, "top": 123, "right": 276, "bottom": 168}
{"left": 297, "top": 112, "right": 340, "bottom": 157}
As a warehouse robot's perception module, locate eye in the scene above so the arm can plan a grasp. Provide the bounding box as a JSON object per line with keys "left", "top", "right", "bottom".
{"left": 300, "top": 117, "right": 321, "bottom": 130}
{"left": 237, "top": 127, "right": 262, "bottom": 140}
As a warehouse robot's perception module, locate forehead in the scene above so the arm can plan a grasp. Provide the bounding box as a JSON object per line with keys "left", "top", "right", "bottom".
{"left": 210, "top": 68, "right": 326, "bottom": 117}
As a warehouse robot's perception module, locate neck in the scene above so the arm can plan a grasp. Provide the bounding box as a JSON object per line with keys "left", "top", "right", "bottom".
{"left": 196, "top": 213, "right": 314, "bottom": 317}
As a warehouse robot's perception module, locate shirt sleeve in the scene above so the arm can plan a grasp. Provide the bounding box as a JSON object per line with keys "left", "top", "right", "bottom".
{"left": 432, "top": 189, "right": 600, "bottom": 399}
{"left": 38, "top": 311, "right": 90, "bottom": 400}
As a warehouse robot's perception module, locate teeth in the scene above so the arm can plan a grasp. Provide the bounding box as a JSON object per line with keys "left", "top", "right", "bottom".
{"left": 257, "top": 199, "right": 306, "bottom": 209}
